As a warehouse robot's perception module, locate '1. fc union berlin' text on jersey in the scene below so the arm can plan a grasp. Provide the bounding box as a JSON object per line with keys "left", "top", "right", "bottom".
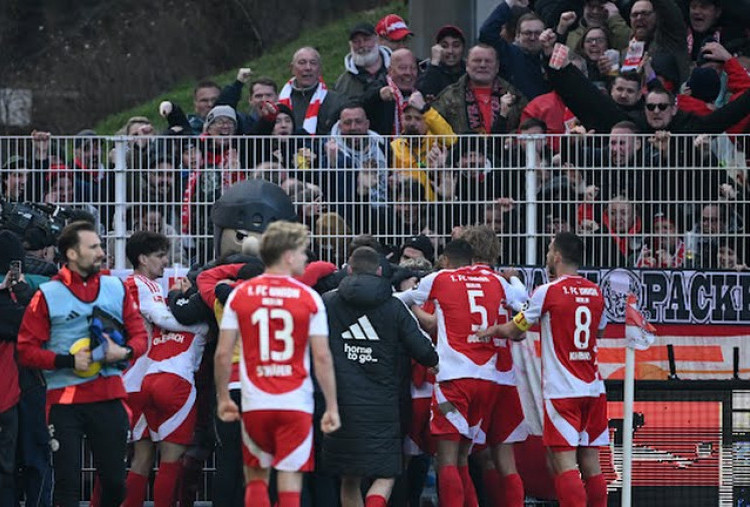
{"left": 399, "top": 265, "right": 527, "bottom": 384}
{"left": 518, "top": 275, "right": 607, "bottom": 399}
{"left": 221, "top": 274, "right": 328, "bottom": 414}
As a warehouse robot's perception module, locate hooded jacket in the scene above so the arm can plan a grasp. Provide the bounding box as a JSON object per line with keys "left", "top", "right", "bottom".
{"left": 334, "top": 46, "right": 392, "bottom": 101}
{"left": 321, "top": 273, "right": 437, "bottom": 477}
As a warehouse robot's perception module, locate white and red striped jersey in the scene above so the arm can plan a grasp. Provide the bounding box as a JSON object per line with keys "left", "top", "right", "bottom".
{"left": 398, "top": 265, "right": 527, "bottom": 384}
{"left": 123, "top": 274, "right": 208, "bottom": 392}
{"left": 518, "top": 275, "right": 607, "bottom": 399}
{"left": 220, "top": 274, "right": 328, "bottom": 414}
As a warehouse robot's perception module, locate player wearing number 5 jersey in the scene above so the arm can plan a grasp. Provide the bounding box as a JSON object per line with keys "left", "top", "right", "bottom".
{"left": 214, "top": 221, "right": 340, "bottom": 507}
{"left": 479, "top": 232, "right": 608, "bottom": 507}
{"left": 397, "top": 231, "right": 528, "bottom": 507}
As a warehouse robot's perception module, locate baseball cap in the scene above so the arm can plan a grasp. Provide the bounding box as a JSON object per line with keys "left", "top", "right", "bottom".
{"left": 375, "top": 14, "right": 413, "bottom": 41}
{"left": 435, "top": 24, "right": 465, "bottom": 44}
{"left": 349, "top": 22, "right": 376, "bottom": 40}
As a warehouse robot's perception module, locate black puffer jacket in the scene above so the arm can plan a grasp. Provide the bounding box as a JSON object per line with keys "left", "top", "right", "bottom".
{"left": 321, "top": 273, "right": 437, "bottom": 477}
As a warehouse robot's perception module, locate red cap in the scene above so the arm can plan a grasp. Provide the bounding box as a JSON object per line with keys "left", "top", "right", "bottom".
{"left": 375, "top": 14, "right": 413, "bottom": 41}
{"left": 435, "top": 25, "right": 465, "bottom": 44}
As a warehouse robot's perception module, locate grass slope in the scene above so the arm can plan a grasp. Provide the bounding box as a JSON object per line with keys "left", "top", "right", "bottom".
{"left": 95, "top": 2, "right": 406, "bottom": 134}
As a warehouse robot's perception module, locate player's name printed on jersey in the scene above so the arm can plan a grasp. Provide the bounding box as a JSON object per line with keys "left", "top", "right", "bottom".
{"left": 342, "top": 316, "right": 380, "bottom": 364}
{"left": 569, "top": 351, "right": 592, "bottom": 361}
{"left": 256, "top": 363, "right": 293, "bottom": 377}
{"left": 153, "top": 332, "right": 186, "bottom": 346}
{"left": 245, "top": 284, "right": 302, "bottom": 307}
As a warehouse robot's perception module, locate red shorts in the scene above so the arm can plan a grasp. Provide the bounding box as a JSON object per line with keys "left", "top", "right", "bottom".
{"left": 431, "top": 378, "right": 496, "bottom": 443}
{"left": 487, "top": 384, "right": 529, "bottom": 446}
{"left": 241, "top": 410, "right": 313, "bottom": 472}
{"left": 543, "top": 394, "right": 608, "bottom": 451}
{"left": 406, "top": 397, "right": 434, "bottom": 456}
{"left": 128, "top": 373, "right": 196, "bottom": 445}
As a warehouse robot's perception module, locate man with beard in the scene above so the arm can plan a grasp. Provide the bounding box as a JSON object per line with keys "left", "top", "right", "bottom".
{"left": 335, "top": 23, "right": 392, "bottom": 102}
{"left": 364, "top": 48, "right": 419, "bottom": 135}
{"left": 17, "top": 221, "right": 148, "bottom": 506}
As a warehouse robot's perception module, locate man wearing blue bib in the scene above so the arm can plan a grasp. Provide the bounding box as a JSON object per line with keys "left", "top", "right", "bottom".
{"left": 18, "top": 221, "right": 148, "bottom": 507}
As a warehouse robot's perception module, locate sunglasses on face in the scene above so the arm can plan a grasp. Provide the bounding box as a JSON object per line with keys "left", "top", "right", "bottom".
{"left": 646, "top": 103, "right": 670, "bottom": 111}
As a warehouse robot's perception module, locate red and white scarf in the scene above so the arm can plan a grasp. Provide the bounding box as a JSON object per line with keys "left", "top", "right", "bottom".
{"left": 278, "top": 78, "right": 328, "bottom": 135}
{"left": 387, "top": 76, "right": 408, "bottom": 136}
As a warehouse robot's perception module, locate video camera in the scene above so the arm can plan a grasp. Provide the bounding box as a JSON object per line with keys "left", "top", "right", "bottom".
{"left": 0, "top": 200, "right": 94, "bottom": 247}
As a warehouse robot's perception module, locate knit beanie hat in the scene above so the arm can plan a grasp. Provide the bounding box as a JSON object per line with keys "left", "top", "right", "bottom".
{"left": 275, "top": 103, "right": 298, "bottom": 131}
{"left": 687, "top": 67, "right": 721, "bottom": 103}
{"left": 205, "top": 105, "right": 237, "bottom": 129}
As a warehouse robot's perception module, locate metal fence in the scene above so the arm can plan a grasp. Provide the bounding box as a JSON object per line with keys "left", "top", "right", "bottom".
{"left": 0, "top": 132, "right": 747, "bottom": 269}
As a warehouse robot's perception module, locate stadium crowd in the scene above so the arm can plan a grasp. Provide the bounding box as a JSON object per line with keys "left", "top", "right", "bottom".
{"left": 1, "top": 0, "right": 750, "bottom": 505}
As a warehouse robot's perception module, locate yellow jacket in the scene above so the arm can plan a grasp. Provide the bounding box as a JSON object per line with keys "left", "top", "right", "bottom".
{"left": 390, "top": 108, "right": 458, "bottom": 202}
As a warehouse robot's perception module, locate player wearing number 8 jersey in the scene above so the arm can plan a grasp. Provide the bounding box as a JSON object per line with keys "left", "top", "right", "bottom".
{"left": 214, "top": 221, "right": 340, "bottom": 507}
{"left": 479, "top": 232, "right": 608, "bottom": 507}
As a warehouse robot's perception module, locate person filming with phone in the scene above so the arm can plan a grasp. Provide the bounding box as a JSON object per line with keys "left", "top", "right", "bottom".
{"left": 0, "top": 230, "right": 37, "bottom": 500}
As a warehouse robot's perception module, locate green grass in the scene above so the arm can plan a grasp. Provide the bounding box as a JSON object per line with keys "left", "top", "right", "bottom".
{"left": 95, "top": 2, "right": 407, "bottom": 134}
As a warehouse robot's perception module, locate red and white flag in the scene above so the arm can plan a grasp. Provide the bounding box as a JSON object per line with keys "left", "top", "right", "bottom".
{"left": 625, "top": 293, "right": 656, "bottom": 350}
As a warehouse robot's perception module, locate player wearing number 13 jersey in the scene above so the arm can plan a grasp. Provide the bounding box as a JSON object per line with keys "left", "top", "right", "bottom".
{"left": 479, "top": 232, "right": 608, "bottom": 507}
{"left": 214, "top": 221, "right": 340, "bottom": 507}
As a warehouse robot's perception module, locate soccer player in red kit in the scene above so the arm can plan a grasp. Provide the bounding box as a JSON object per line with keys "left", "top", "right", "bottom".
{"left": 479, "top": 232, "right": 608, "bottom": 507}
{"left": 122, "top": 231, "right": 209, "bottom": 507}
{"left": 214, "top": 221, "right": 340, "bottom": 507}
{"left": 398, "top": 228, "right": 528, "bottom": 507}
